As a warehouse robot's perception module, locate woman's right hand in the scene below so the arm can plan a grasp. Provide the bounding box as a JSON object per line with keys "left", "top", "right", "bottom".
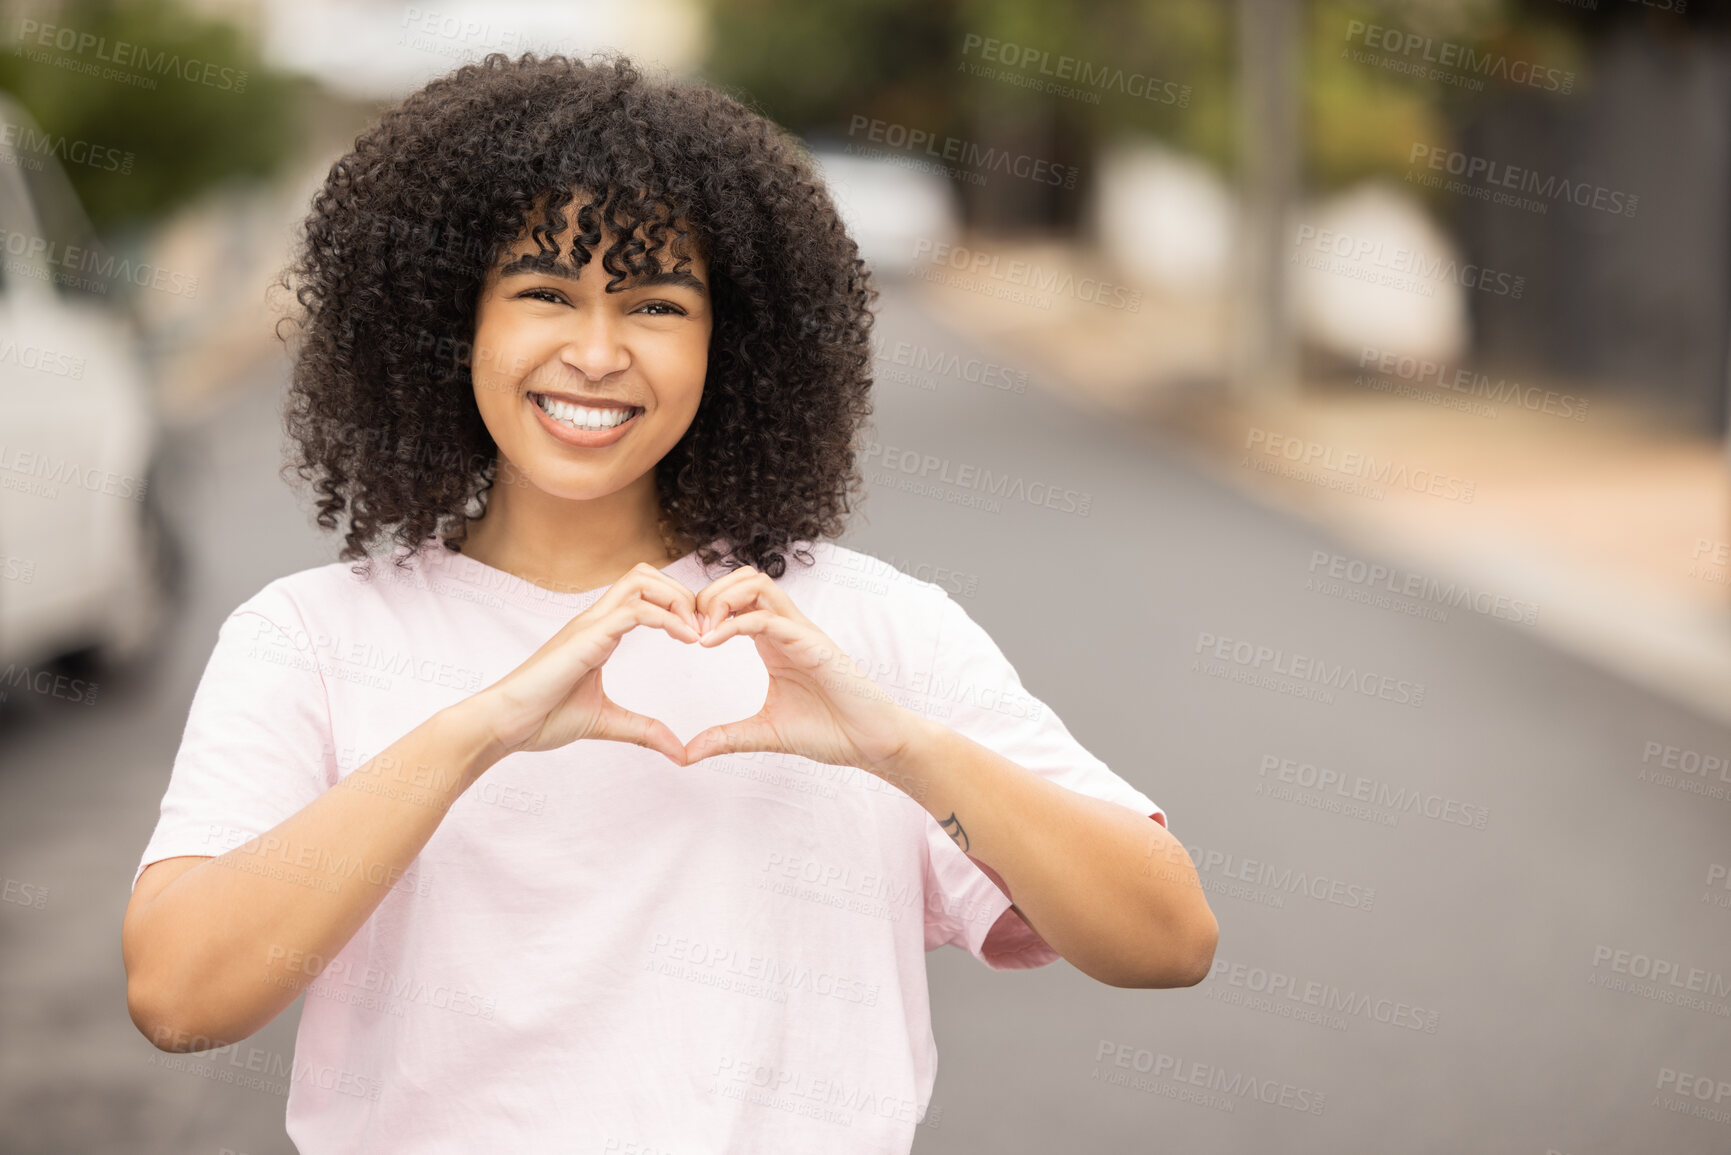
{"left": 470, "top": 563, "right": 704, "bottom": 763}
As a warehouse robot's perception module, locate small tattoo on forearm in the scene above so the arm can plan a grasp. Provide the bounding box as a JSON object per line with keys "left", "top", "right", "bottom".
{"left": 940, "top": 812, "right": 968, "bottom": 853}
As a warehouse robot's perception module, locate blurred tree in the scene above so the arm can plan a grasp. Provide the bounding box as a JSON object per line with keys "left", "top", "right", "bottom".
{"left": 701, "top": 0, "right": 1230, "bottom": 231}
{"left": 703, "top": 0, "right": 1596, "bottom": 218}
{"left": 701, "top": 0, "right": 960, "bottom": 133}
{"left": 1304, "top": 0, "right": 1585, "bottom": 199}
{"left": 0, "top": 0, "right": 306, "bottom": 233}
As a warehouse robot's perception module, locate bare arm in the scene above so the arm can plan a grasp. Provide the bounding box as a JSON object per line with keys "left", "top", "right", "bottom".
{"left": 881, "top": 716, "right": 1218, "bottom": 989}
{"left": 672, "top": 565, "right": 1218, "bottom": 989}
{"left": 121, "top": 699, "right": 505, "bottom": 1051}
{"left": 122, "top": 562, "right": 701, "bottom": 1053}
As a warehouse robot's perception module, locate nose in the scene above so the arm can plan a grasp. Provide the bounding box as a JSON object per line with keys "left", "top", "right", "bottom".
{"left": 556, "top": 309, "right": 632, "bottom": 382}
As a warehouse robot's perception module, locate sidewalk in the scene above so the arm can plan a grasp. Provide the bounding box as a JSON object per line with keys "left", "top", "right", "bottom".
{"left": 905, "top": 235, "right": 1731, "bottom": 731}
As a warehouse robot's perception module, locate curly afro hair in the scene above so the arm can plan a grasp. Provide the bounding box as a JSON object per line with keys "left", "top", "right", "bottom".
{"left": 275, "top": 50, "right": 880, "bottom": 580}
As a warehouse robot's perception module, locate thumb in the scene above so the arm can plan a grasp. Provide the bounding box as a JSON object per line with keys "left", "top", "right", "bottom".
{"left": 591, "top": 695, "right": 690, "bottom": 766}
{"left": 684, "top": 713, "right": 783, "bottom": 764}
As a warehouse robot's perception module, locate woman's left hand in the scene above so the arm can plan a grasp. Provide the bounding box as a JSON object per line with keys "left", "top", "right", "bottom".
{"left": 683, "top": 564, "right": 924, "bottom": 772}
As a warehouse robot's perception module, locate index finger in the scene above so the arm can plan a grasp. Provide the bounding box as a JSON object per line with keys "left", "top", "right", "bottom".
{"left": 587, "top": 562, "right": 700, "bottom": 634}
{"left": 695, "top": 566, "right": 806, "bottom": 626}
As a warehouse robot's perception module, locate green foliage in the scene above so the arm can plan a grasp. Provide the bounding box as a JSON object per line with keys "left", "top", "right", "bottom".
{"left": 1306, "top": 0, "right": 1587, "bottom": 194}
{"left": 702, "top": 0, "right": 1231, "bottom": 163}
{"left": 701, "top": 0, "right": 963, "bottom": 137}
{"left": 1308, "top": 1, "right": 1451, "bottom": 191}
{"left": 963, "top": 0, "right": 1232, "bottom": 163}
{"left": 703, "top": 0, "right": 1590, "bottom": 202}
{"left": 0, "top": 0, "right": 307, "bottom": 231}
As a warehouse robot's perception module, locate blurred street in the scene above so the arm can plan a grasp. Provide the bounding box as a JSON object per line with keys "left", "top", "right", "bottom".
{"left": 3, "top": 279, "right": 1727, "bottom": 1153}
{"left": 0, "top": 345, "right": 326, "bottom": 1154}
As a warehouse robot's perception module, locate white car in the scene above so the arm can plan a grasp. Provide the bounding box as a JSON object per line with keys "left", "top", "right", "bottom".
{"left": 805, "top": 141, "right": 962, "bottom": 278}
{"left": 0, "top": 93, "right": 178, "bottom": 701}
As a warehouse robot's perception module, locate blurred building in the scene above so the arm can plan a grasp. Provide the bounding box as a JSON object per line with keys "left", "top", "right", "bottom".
{"left": 1459, "top": 12, "right": 1731, "bottom": 435}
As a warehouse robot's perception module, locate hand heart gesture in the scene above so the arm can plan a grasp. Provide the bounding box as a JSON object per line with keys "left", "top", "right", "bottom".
{"left": 471, "top": 561, "right": 926, "bottom": 774}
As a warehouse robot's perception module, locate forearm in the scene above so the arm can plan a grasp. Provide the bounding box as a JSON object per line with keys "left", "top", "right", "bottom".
{"left": 879, "top": 713, "right": 1217, "bottom": 988}
{"left": 123, "top": 699, "right": 506, "bottom": 1050}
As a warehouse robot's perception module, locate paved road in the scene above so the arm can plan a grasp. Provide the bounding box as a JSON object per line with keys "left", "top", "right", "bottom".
{"left": 2, "top": 281, "right": 1727, "bottom": 1153}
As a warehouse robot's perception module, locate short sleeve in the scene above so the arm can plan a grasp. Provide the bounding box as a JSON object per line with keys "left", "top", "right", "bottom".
{"left": 914, "top": 591, "right": 1165, "bottom": 971}
{"left": 130, "top": 583, "right": 337, "bottom": 891}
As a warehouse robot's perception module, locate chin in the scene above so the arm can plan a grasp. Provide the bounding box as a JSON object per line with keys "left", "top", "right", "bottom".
{"left": 514, "top": 463, "right": 638, "bottom": 502}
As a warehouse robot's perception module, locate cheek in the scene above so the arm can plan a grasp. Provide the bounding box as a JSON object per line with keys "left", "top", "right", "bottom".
{"left": 467, "top": 346, "right": 522, "bottom": 424}
{"left": 472, "top": 316, "right": 528, "bottom": 382}
{"left": 469, "top": 357, "right": 513, "bottom": 421}
{"left": 657, "top": 332, "right": 711, "bottom": 403}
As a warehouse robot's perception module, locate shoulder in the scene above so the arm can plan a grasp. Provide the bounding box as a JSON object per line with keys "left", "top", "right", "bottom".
{"left": 770, "top": 539, "right": 957, "bottom": 651}
{"left": 227, "top": 546, "right": 440, "bottom": 633}
{"left": 773, "top": 540, "right": 951, "bottom": 610}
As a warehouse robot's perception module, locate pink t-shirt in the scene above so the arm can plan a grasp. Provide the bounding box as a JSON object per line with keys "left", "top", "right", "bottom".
{"left": 134, "top": 537, "right": 1164, "bottom": 1153}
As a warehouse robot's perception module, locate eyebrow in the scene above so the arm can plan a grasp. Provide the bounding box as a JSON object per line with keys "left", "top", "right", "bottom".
{"left": 498, "top": 254, "right": 708, "bottom": 299}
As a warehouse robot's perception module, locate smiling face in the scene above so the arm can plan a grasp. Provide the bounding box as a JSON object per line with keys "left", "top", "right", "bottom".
{"left": 469, "top": 194, "right": 713, "bottom": 507}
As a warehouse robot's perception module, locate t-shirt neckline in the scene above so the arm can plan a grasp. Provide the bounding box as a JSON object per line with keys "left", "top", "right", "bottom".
{"left": 422, "top": 537, "right": 716, "bottom": 613}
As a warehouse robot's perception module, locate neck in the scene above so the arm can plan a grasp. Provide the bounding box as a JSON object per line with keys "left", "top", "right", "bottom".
{"left": 456, "top": 460, "right": 695, "bottom": 594}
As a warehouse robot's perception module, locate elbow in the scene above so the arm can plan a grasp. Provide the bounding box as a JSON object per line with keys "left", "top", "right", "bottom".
{"left": 125, "top": 939, "right": 194, "bottom": 1052}
{"left": 1064, "top": 899, "right": 1221, "bottom": 989}
{"left": 1129, "top": 901, "right": 1219, "bottom": 990}
{"left": 127, "top": 978, "right": 195, "bottom": 1053}
{"left": 127, "top": 975, "right": 239, "bottom": 1054}
{"left": 1167, "top": 904, "right": 1219, "bottom": 988}
{"left": 128, "top": 980, "right": 183, "bottom": 1052}
{"left": 124, "top": 910, "right": 242, "bottom": 1053}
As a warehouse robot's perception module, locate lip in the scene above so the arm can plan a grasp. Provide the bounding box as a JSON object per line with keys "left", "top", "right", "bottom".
{"left": 528, "top": 392, "right": 643, "bottom": 448}
{"left": 533, "top": 389, "right": 637, "bottom": 409}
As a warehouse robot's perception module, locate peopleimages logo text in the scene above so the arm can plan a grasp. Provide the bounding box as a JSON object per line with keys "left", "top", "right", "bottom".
{"left": 847, "top": 115, "right": 1077, "bottom": 188}
{"left": 1345, "top": 21, "right": 1574, "bottom": 93}
{"left": 1244, "top": 428, "right": 1476, "bottom": 503}
{"left": 14, "top": 19, "right": 249, "bottom": 92}
{"left": 1195, "top": 630, "right": 1426, "bottom": 708}
{"left": 1407, "top": 144, "right": 1637, "bottom": 218}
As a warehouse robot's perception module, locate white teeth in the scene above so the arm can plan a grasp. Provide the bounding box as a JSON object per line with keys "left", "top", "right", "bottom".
{"left": 535, "top": 395, "right": 637, "bottom": 430}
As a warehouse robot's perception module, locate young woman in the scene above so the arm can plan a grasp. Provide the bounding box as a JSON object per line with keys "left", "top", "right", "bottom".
{"left": 121, "top": 51, "right": 1216, "bottom": 1154}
